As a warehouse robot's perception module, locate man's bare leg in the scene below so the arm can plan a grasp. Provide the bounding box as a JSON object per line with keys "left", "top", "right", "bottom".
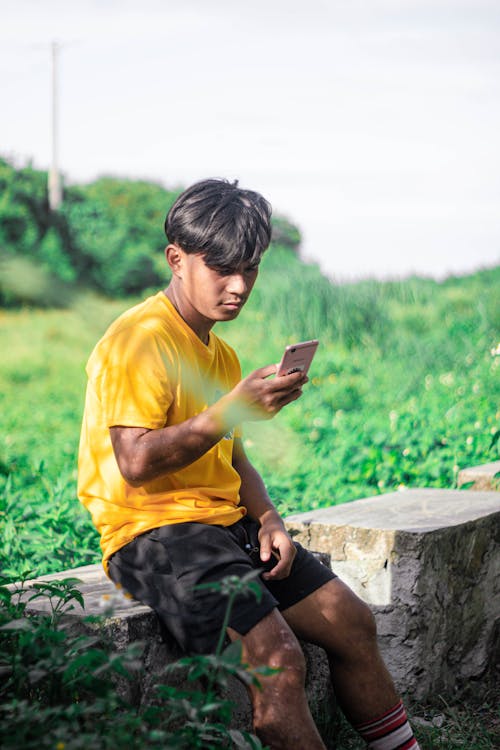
{"left": 227, "top": 609, "right": 326, "bottom": 750}
{"left": 282, "top": 577, "right": 400, "bottom": 724}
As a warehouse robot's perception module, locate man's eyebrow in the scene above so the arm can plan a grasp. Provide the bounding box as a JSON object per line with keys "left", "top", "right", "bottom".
{"left": 209, "top": 261, "right": 260, "bottom": 274}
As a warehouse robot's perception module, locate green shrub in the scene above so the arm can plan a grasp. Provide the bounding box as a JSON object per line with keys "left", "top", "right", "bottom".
{"left": 0, "top": 576, "right": 267, "bottom": 749}
{"left": 0, "top": 156, "right": 304, "bottom": 302}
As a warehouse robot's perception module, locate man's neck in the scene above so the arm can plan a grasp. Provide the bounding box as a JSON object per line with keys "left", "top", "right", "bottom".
{"left": 163, "top": 285, "right": 212, "bottom": 345}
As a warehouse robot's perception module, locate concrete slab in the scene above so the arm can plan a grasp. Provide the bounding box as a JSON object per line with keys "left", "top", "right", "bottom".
{"left": 458, "top": 460, "right": 500, "bottom": 491}
{"left": 285, "top": 487, "right": 500, "bottom": 701}
{"left": 286, "top": 487, "right": 500, "bottom": 531}
{"left": 12, "top": 563, "right": 149, "bottom": 618}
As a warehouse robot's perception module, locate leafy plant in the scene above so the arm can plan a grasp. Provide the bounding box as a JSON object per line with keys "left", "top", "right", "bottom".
{"left": 0, "top": 575, "right": 269, "bottom": 749}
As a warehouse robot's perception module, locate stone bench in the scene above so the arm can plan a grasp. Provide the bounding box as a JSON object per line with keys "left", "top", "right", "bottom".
{"left": 457, "top": 459, "right": 500, "bottom": 491}
{"left": 14, "top": 466, "right": 500, "bottom": 728}
{"left": 285, "top": 487, "right": 500, "bottom": 702}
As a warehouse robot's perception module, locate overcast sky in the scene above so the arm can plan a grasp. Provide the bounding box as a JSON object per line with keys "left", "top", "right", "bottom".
{"left": 1, "top": 0, "right": 499, "bottom": 280}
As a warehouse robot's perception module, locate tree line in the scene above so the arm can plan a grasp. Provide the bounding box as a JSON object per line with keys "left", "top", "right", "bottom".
{"left": 0, "top": 156, "right": 300, "bottom": 305}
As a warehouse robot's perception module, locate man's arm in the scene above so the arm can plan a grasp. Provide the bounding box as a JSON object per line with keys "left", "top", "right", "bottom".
{"left": 110, "top": 365, "right": 307, "bottom": 487}
{"left": 232, "top": 437, "right": 296, "bottom": 581}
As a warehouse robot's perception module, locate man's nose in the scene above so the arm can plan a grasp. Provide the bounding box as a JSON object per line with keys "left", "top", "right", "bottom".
{"left": 226, "top": 274, "right": 247, "bottom": 296}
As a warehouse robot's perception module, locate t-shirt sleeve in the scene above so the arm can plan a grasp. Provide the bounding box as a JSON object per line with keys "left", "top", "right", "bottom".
{"left": 90, "top": 326, "right": 174, "bottom": 429}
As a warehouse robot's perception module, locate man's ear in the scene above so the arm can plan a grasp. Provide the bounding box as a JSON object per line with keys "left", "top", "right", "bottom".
{"left": 165, "top": 244, "right": 184, "bottom": 277}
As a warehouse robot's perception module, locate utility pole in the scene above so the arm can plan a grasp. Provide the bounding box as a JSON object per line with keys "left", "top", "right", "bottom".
{"left": 48, "top": 41, "right": 62, "bottom": 210}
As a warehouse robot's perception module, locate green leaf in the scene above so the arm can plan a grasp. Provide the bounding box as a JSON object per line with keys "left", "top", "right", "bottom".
{"left": 221, "top": 639, "right": 243, "bottom": 665}
{"left": 459, "top": 481, "right": 475, "bottom": 490}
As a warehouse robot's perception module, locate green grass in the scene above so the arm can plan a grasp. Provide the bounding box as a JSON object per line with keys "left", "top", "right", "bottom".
{"left": 0, "top": 257, "right": 499, "bottom": 581}
{"left": 0, "top": 295, "right": 129, "bottom": 578}
{"left": 0, "top": 264, "right": 499, "bottom": 745}
{"left": 227, "top": 254, "right": 500, "bottom": 511}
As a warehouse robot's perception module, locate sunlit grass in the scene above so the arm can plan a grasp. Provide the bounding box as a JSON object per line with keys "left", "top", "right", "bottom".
{"left": 0, "top": 259, "right": 499, "bottom": 580}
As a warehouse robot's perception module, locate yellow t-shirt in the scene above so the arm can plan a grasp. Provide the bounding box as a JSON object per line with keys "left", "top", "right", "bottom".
{"left": 78, "top": 291, "right": 246, "bottom": 572}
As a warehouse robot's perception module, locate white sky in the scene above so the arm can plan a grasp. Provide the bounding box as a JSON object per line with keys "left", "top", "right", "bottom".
{"left": 1, "top": 0, "right": 499, "bottom": 280}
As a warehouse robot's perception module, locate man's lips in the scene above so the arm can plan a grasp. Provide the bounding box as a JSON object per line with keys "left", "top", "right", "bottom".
{"left": 222, "top": 299, "right": 244, "bottom": 309}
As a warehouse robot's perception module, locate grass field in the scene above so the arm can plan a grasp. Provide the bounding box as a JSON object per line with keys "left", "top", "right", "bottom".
{"left": 0, "top": 253, "right": 499, "bottom": 581}
{"left": 0, "top": 254, "right": 499, "bottom": 749}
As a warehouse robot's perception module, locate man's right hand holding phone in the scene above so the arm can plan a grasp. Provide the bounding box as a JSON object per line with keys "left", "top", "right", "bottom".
{"left": 227, "top": 365, "right": 307, "bottom": 422}
{"left": 217, "top": 340, "right": 317, "bottom": 425}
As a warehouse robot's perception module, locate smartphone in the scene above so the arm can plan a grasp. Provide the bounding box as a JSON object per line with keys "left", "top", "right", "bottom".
{"left": 276, "top": 339, "right": 319, "bottom": 377}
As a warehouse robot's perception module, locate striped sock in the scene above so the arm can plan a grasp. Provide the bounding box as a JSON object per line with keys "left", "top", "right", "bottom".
{"left": 355, "top": 700, "right": 420, "bottom": 749}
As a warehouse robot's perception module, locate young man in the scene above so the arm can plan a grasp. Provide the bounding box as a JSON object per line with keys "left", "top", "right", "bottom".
{"left": 78, "top": 179, "right": 420, "bottom": 750}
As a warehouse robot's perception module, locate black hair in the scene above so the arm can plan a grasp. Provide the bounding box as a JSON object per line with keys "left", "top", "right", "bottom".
{"left": 165, "top": 179, "right": 272, "bottom": 272}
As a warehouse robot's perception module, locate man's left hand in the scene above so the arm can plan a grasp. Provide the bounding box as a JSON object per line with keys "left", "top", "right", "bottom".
{"left": 258, "top": 518, "right": 296, "bottom": 581}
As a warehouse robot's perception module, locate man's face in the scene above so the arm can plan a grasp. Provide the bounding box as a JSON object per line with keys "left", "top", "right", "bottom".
{"left": 175, "top": 249, "right": 260, "bottom": 326}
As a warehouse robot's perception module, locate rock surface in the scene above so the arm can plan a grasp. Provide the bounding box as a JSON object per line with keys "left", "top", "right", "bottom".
{"left": 286, "top": 487, "right": 500, "bottom": 701}
{"left": 458, "top": 459, "right": 500, "bottom": 491}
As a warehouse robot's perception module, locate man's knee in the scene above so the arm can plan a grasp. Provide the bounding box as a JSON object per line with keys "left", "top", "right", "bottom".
{"left": 266, "top": 631, "right": 307, "bottom": 687}
{"left": 249, "top": 628, "right": 308, "bottom": 737}
{"left": 231, "top": 611, "right": 326, "bottom": 747}
{"left": 351, "top": 596, "right": 377, "bottom": 640}
{"left": 329, "top": 586, "right": 380, "bottom": 664}
{"left": 231, "top": 610, "right": 307, "bottom": 689}
{"left": 256, "top": 630, "right": 306, "bottom": 683}
{"left": 311, "top": 579, "right": 375, "bottom": 630}
{"left": 313, "top": 580, "right": 378, "bottom": 659}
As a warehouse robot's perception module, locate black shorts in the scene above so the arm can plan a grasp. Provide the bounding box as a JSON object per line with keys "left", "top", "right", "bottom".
{"left": 108, "top": 516, "right": 336, "bottom": 654}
